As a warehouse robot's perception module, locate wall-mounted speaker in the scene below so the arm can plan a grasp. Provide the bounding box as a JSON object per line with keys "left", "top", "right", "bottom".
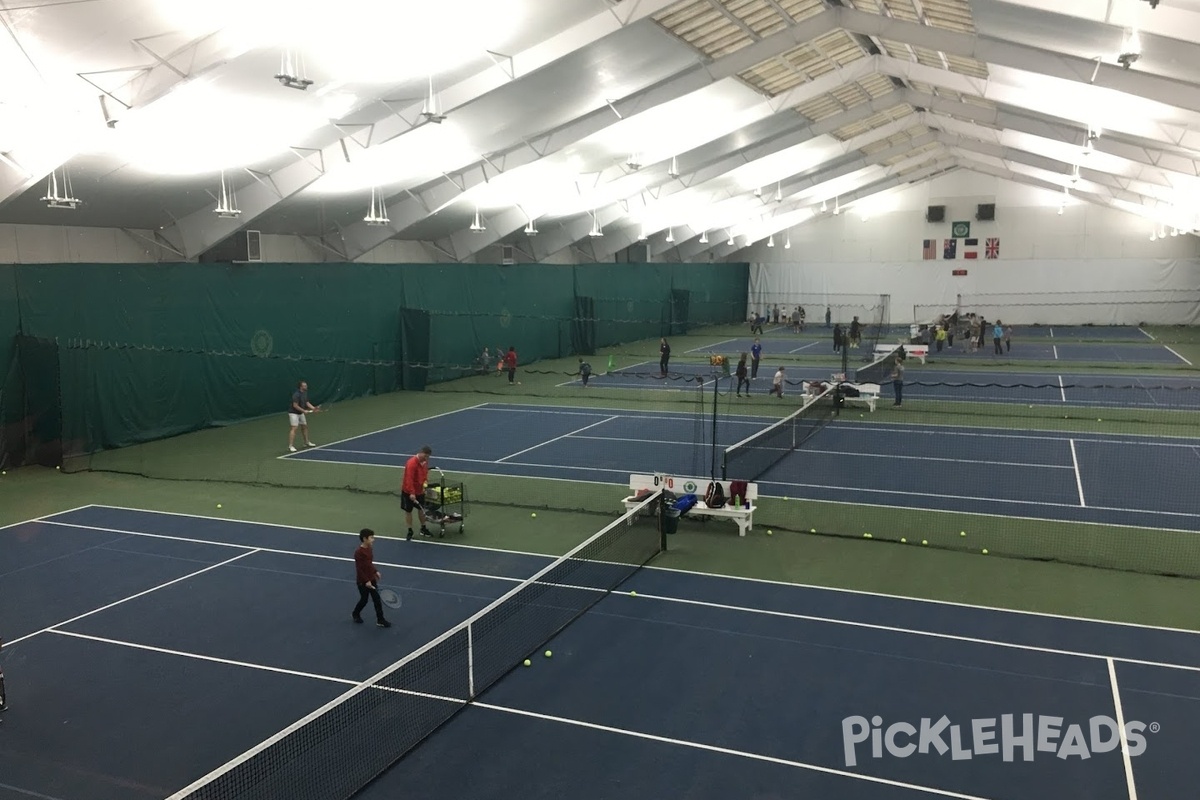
{"left": 199, "top": 230, "right": 262, "bottom": 263}
{"left": 926, "top": 205, "right": 945, "bottom": 223}
{"left": 976, "top": 203, "right": 996, "bottom": 221}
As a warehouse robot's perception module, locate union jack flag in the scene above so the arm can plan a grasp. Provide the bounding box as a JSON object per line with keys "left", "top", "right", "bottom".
{"left": 985, "top": 237, "right": 1000, "bottom": 259}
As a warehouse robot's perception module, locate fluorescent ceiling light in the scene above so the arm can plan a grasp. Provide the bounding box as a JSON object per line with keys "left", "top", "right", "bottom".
{"left": 306, "top": 121, "right": 477, "bottom": 194}
{"left": 101, "top": 81, "right": 331, "bottom": 174}
{"left": 157, "top": 0, "right": 523, "bottom": 81}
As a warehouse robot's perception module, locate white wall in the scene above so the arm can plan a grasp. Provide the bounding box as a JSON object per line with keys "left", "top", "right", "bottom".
{"left": 0, "top": 224, "right": 584, "bottom": 265}
{"left": 743, "top": 170, "right": 1200, "bottom": 325}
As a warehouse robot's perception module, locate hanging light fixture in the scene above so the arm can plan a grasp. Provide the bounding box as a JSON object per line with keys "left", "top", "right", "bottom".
{"left": 214, "top": 170, "right": 241, "bottom": 218}
{"left": 699, "top": 230, "right": 709, "bottom": 244}
{"left": 469, "top": 207, "right": 486, "bottom": 232}
{"left": 784, "top": 233, "right": 791, "bottom": 250}
{"left": 820, "top": 199, "right": 827, "bottom": 213}
{"left": 524, "top": 215, "right": 538, "bottom": 236}
{"left": 364, "top": 187, "right": 390, "bottom": 226}
{"left": 753, "top": 186, "right": 763, "bottom": 198}
{"left": 588, "top": 210, "right": 604, "bottom": 238}
{"left": 767, "top": 234, "right": 775, "bottom": 248}
{"left": 41, "top": 165, "right": 80, "bottom": 209}
{"left": 421, "top": 75, "right": 447, "bottom": 123}
{"left": 668, "top": 155, "right": 679, "bottom": 178}
{"left": 665, "top": 227, "right": 675, "bottom": 243}
{"left": 773, "top": 182, "right": 782, "bottom": 203}
{"left": 274, "top": 48, "right": 313, "bottom": 90}
{"left": 726, "top": 229, "right": 735, "bottom": 246}
{"left": 833, "top": 197, "right": 840, "bottom": 215}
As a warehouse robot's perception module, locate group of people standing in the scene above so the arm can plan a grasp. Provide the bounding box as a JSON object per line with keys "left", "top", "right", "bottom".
{"left": 751, "top": 305, "right": 831, "bottom": 334}
{"left": 924, "top": 312, "right": 1012, "bottom": 355}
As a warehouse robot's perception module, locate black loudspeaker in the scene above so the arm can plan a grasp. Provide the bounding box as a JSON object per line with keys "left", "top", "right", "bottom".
{"left": 926, "top": 205, "right": 945, "bottom": 223}
{"left": 976, "top": 203, "right": 996, "bottom": 221}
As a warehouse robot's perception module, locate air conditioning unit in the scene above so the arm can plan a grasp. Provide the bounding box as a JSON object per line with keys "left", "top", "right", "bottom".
{"left": 926, "top": 205, "right": 945, "bottom": 223}
{"left": 976, "top": 203, "right": 996, "bottom": 221}
{"left": 199, "top": 230, "right": 262, "bottom": 264}
{"left": 501, "top": 245, "right": 515, "bottom": 266}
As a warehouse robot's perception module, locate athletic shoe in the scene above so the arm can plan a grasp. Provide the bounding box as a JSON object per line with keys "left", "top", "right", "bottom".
{"left": 305, "top": 441, "right": 316, "bottom": 447}
{"left": 406, "top": 529, "right": 414, "bottom": 541}
{"left": 419, "top": 527, "right": 434, "bottom": 538}
{"left": 288, "top": 445, "right": 297, "bottom": 452}
{"left": 352, "top": 614, "right": 363, "bottom": 624}
{"left": 376, "top": 619, "right": 392, "bottom": 628}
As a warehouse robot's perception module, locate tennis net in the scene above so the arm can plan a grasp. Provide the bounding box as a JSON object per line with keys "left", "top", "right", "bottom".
{"left": 721, "top": 386, "right": 836, "bottom": 481}
{"left": 168, "top": 492, "right": 666, "bottom": 800}
{"left": 854, "top": 345, "right": 903, "bottom": 385}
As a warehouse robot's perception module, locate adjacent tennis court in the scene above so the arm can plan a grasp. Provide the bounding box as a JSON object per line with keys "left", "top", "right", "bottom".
{"left": 3, "top": 506, "right": 1197, "bottom": 800}
{"left": 283, "top": 402, "right": 1200, "bottom": 532}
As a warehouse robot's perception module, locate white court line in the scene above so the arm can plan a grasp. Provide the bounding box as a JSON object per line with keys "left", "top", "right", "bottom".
{"left": 38, "top": 520, "right": 525, "bottom": 585}
{"left": 50, "top": 629, "right": 359, "bottom": 686}
{"left": 1050, "top": 327, "right": 1055, "bottom": 338}
{"left": 1053, "top": 344, "right": 1059, "bottom": 360}
{"left": 602, "top": 358, "right": 654, "bottom": 376}
{"left": 1165, "top": 345, "right": 1193, "bottom": 366}
{"left": 473, "top": 703, "right": 995, "bottom": 800}
{"left": 1058, "top": 374, "right": 1067, "bottom": 403}
{"left": 276, "top": 402, "right": 488, "bottom": 460}
{"left": 67, "top": 505, "right": 1200, "bottom": 633}
{"left": 627, "top": 591, "right": 1200, "bottom": 674}
{"left": 685, "top": 338, "right": 738, "bottom": 354}
{"left": 1107, "top": 659, "right": 1140, "bottom": 800}
{"left": 497, "top": 416, "right": 620, "bottom": 462}
{"left": 788, "top": 341, "right": 819, "bottom": 354}
{"left": 1138, "top": 327, "right": 1156, "bottom": 341}
{"left": 1069, "top": 440, "right": 1087, "bottom": 507}
{"left": 5, "top": 549, "right": 260, "bottom": 647}
{"left": 0, "top": 780, "right": 69, "bottom": 800}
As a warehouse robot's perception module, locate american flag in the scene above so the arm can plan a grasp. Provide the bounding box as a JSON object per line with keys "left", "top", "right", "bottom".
{"left": 985, "top": 237, "right": 1000, "bottom": 259}
{"left": 922, "top": 239, "right": 936, "bottom": 260}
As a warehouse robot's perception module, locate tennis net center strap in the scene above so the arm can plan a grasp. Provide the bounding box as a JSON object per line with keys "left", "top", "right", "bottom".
{"left": 854, "top": 345, "right": 904, "bottom": 385}
{"left": 167, "top": 491, "right": 666, "bottom": 800}
{"left": 721, "top": 386, "right": 836, "bottom": 482}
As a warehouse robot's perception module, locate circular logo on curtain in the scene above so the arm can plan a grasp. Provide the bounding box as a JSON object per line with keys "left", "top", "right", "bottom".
{"left": 683, "top": 480, "right": 698, "bottom": 493}
{"left": 499, "top": 309, "right": 513, "bottom": 328}
{"left": 951, "top": 221, "right": 970, "bottom": 238}
{"left": 251, "top": 330, "right": 274, "bottom": 357}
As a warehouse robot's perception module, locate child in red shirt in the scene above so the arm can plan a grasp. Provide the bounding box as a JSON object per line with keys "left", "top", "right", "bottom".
{"left": 352, "top": 529, "right": 391, "bottom": 628}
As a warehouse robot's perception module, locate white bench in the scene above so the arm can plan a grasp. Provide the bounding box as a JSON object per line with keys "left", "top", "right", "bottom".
{"left": 873, "top": 343, "right": 927, "bottom": 364}
{"left": 803, "top": 380, "right": 879, "bottom": 412}
{"left": 622, "top": 473, "right": 759, "bottom": 537}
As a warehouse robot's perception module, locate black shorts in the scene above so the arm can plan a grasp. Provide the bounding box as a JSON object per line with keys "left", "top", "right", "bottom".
{"left": 401, "top": 493, "right": 425, "bottom": 512}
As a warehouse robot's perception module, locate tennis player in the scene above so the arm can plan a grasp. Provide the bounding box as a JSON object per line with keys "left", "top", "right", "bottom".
{"left": 770, "top": 366, "right": 785, "bottom": 398}
{"left": 287, "top": 380, "right": 320, "bottom": 452}
{"left": 352, "top": 529, "right": 390, "bottom": 628}
{"left": 402, "top": 445, "right": 434, "bottom": 540}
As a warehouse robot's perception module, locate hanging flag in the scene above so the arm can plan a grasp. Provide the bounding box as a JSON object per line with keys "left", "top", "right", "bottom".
{"left": 985, "top": 237, "right": 1000, "bottom": 259}
{"left": 963, "top": 238, "right": 979, "bottom": 259}
{"left": 922, "top": 239, "right": 937, "bottom": 260}
{"left": 943, "top": 239, "right": 957, "bottom": 259}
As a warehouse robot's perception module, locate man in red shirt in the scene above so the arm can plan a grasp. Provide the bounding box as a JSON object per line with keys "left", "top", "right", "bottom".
{"left": 402, "top": 445, "right": 434, "bottom": 540}
{"left": 352, "top": 529, "right": 391, "bottom": 628}
{"left": 503, "top": 346, "right": 518, "bottom": 385}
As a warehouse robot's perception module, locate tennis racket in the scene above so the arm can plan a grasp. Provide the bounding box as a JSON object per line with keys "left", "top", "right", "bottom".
{"left": 379, "top": 588, "right": 402, "bottom": 609}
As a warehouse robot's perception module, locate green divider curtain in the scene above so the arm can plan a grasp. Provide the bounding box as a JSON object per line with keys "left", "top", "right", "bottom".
{"left": 398, "top": 308, "right": 431, "bottom": 391}
{"left": 670, "top": 289, "right": 691, "bottom": 336}
{"left": 572, "top": 296, "right": 597, "bottom": 356}
{"left": 13, "top": 335, "right": 63, "bottom": 467}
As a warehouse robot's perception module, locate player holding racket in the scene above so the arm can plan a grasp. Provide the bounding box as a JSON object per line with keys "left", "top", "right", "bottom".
{"left": 402, "top": 445, "right": 434, "bottom": 540}
{"left": 287, "top": 380, "right": 320, "bottom": 452}
{"left": 352, "top": 529, "right": 391, "bottom": 628}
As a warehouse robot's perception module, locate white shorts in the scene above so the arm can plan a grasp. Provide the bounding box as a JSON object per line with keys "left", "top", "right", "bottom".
{"left": 288, "top": 413, "right": 307, "bottom": 427}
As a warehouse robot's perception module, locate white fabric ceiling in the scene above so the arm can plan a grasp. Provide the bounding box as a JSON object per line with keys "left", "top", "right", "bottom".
{"left": 0, "top": 0, "right": 1196, "bottom": 261}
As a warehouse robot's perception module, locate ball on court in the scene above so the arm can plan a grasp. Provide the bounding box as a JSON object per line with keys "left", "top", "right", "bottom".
{"left": 544, "top": 650, "right": 552, "bottom": 658}
{"left": 531, "top": 512, "right": 537, "bottom": 518}
{"left": 921, "top": 539, "right": 929, "bottom": 546}
{"left": 630, "top": 591, "right": 637, "bottom": 597}
{"left": 1097, "top": 418, "right": 1102, "bottom": 422}
{"left": 959, "top": 531, "right": 966, "bottom": 537}
{"left": 523, "top": 659, "right": 531, "bottom": 667}
{"left": 767, "top": 529, "right": 773, "bottom": 536}
{"left": 863, "top": 533, "right": 872, "bottom": 539}
{"left": 1, "top": 470, "right": 5, "bottom": 475}
{"left": 56, "top": 466, "right": 60, "bottom": 470}
{"left": 900, "top": 537, "right": 907, "bottom": 543}
{"left": 810, "top": 528, "right": 816, "bottom": 533}
{"left": 217, "top": 503, "right": 223, "bottom": 509}
{"left": 982, "top": 548, "right": 989, "bottom": 555}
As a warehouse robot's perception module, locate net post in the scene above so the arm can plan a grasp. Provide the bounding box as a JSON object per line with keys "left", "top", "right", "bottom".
{"left": 467, "top": 621, "right": 476, "bottom": 698}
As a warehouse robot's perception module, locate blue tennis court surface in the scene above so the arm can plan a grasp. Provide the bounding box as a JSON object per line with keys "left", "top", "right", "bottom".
{"left": 3, "top": 506, "right": 1197, "bottom": 799}
{"left": 286, "top": 402, "right": 1200, "bottom": 532}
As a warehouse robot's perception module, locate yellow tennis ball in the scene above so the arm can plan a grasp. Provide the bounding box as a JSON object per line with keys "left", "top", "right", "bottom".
{"left": 531, "top": 512, "right": 537, "bottom": 518}
{"left": 630, "top": 591, "right": 637, "bottom": 597}
{"left": 960, "top": 531, "right": 966, "bottom": 537}
{"left": 1, "top": 470, "right": 5, "bottom": 475}
{"left": 921, "top": 539, "right": 929, "bottom": 546}
{"left": 523, "top": 659, "right": 531, "bottom": 667}
{"left": 766, "top": 529, "right": 773, "bottom": 535}
{"left": 810, "top": 528, "right": 816, "bottom": 533}
{"left": 217, "top": 504, "right": 223, "bottom": 509}
{"left": 1097, "top": 418, "right": 1102, "bottom": 422}
{"left": 863, "top": 533, "right": 872, "bottom": 539}
{"left": 982, "top": 548, "right": 989, "bottom": 555}
{"left": 900, "top": 537, "right": 907, "bottom": 543}
{"left": 544, "top": 650, "right": 552, "bottom": 658}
